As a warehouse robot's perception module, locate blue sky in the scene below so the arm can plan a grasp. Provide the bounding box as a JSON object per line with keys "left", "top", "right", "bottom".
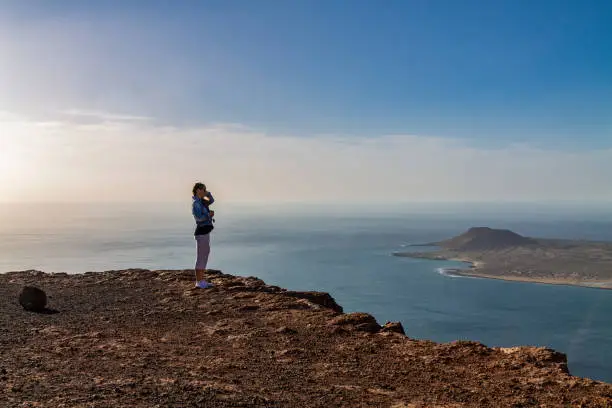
{"left": 2, "top": 0, "right": 611, "bottom": 147}
{"left": 0, "top": 1, "right": 611, "bottom": 203}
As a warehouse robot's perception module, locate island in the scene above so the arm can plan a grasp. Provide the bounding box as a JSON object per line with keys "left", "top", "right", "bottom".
{"left": 1, "top": 269, "right": 611, "bottom": 407}
{"left": 394, "top": 227, "right": 612, "bottom": 289}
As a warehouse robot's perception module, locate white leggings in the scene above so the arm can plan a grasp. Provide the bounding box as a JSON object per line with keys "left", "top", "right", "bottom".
{"left": 195, "top": 233, "right": 211, "bottom": 270}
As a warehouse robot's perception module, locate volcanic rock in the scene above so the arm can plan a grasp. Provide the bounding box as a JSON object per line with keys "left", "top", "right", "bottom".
{"left": 439, "top": 227, "right": 538, "bottom": 251}
{"left": 18, "top": 286, "right": 47, "bottom": 312}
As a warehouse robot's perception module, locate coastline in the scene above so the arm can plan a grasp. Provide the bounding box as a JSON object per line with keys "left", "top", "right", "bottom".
{"left": 430, "top": 256, "right": 612, "bottom": 290}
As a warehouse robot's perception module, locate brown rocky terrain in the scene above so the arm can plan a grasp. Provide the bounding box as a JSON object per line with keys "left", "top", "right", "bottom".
{"left": 395, "top": 228, "right": 612, "bottom": 289}
{"left": 1, "top": 269, "right": 611, "bottom": 407}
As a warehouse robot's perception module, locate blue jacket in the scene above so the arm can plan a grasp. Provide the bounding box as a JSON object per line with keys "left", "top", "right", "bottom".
{"left": 192, "top": 194, "right": 214, "bottom": 226}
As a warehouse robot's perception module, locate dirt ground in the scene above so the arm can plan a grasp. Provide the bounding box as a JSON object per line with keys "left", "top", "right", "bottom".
{"left": 1, "top": 269, "right": 611, "bottom": 407}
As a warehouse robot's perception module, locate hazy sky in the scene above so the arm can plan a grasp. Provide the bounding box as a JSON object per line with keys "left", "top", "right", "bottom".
{"left": 1, "top": 0, "right": 611, "bottom": 203}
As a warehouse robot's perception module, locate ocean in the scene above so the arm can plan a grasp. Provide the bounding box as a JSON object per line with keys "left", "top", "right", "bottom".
{"left": 1, "top": 202, "right": 611, "bottom": 383}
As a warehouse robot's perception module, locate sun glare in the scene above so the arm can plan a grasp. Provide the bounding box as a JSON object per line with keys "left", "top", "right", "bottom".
{"left": 0, "top": 134, "right": 31, "bottom": 199}
{"left": 0, "top": 144, "right": 19, "bottom": 168}
{"left": 0, "top": 147, "right": 21, "bottom": 189}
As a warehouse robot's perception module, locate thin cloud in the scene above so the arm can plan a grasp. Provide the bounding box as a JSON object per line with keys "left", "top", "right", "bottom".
{"left": 1, "top": 116, "right": 611, "bottom": 204}
{"left": 61, "top": 109, "right": 152, "bottom": 122}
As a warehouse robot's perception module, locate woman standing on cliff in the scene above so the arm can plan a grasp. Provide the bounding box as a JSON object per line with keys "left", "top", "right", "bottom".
{"left": 192, "top": 182, "right": 215, "bottom": 289}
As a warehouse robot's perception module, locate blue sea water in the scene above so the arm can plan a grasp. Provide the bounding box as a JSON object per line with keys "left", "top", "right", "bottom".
{"left": 1, "top": 202, "right": 611, "bottom": 383}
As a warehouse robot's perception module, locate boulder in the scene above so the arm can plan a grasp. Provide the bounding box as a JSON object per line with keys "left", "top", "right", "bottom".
{"left": 497, "top": 346, "right": 569, "bottom": 374}
{"left": 19, "top": 286, "right": 47, "bottom": 312}
{"left": 328, "top": 312, "right": 381, "bottom": 333}
{"left": 381, "top": 321, "right": 405, "bottom": 335}
{"left": 283, "top": 291, "right": 343, "bottom": 313}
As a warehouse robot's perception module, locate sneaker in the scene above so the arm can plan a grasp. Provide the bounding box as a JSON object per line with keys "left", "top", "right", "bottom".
{"left": 195, "top": 280, "right": 213, "bottom": 289}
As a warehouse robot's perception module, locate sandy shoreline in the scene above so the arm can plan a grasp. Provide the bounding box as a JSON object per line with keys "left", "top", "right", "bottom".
{"left": 437, "top": 257, "right": 612, "bottom": 290}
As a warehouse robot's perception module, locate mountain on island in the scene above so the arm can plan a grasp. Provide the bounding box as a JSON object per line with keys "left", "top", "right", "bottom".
{"left": 438, "top": 227, "right": 538, "bottom": 251}
{"left": 395, "top": 227, "right": 612, "bottom": 290}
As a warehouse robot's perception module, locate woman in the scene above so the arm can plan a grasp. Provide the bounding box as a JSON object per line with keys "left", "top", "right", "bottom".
{"left": 192, "top": 182, "right": 215, "bottom": 288}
